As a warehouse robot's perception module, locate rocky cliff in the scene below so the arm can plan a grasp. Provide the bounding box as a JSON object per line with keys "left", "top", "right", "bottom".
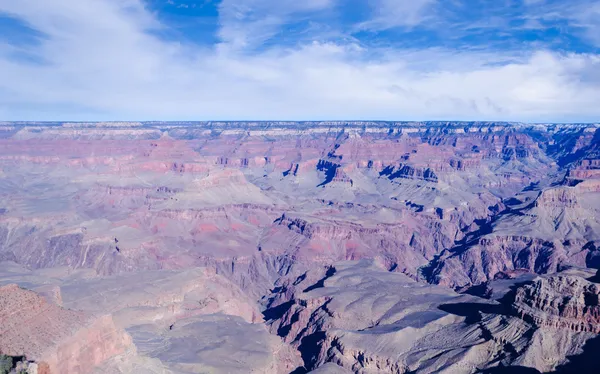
{"left": 513, "top": 274, "right": 600, "bottom": 333}
{"left": 0, "top": 284, "right": 132, "bottom": 374}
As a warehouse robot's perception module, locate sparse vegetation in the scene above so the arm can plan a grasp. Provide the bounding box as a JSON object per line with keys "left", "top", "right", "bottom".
{"left": 0, "top": 355, "right": 13, "bottom": 374}
{"left": 0, "top": 355, "right": 32, "bottom": 374}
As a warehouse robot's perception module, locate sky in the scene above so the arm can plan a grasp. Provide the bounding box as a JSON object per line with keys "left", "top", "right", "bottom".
{"left": 0, "top": 0, "right": 600, "bottom": 122}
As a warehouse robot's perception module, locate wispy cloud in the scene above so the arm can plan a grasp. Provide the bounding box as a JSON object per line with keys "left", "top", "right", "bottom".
{"left": 357, "top": 0, "right": 437, "bottom": 30}
{"left": 567, "top": 1, "right": 600, "bottom": 46}
{"left": 0, "top": 0, "right": 599, "bottom": 121}
{"left": 217, "top": 0, "right": 334, "bottom": 49}
{"left": 518, "top": 0, "right": 600, "bottom": 47}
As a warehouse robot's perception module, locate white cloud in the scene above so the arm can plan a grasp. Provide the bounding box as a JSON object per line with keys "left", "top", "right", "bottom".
{"left": 568, "top": 1, "right": 600, "bottom": 46}
{"left": 217, "top": 0, "right": 334, "bottom": 49}
{"left": 0, "top": 0, "right": 599, "bottom": 122}
{"left": 357, "top": 0, "right": 436, "bottom": 30}
{"left": 522, "top": 0, "right": 600, "bottom": 47}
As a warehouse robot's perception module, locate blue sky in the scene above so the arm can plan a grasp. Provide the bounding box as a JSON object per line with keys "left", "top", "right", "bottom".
{"left": 0, "top": 0, "right": 600, "bottom": 122}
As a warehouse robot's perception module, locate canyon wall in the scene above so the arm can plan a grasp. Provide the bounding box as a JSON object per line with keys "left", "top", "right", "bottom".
{"left": 1, "top": 121, "right": 600, "bottom": 373}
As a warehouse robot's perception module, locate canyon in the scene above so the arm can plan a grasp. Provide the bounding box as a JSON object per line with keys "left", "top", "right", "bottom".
{"left": 0, "top": 121, "right": 600, "bottom": 373}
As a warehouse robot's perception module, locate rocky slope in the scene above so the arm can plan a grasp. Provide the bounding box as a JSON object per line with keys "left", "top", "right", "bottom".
{"left": 1, "top": 121, "right": 600, "bottom": 373}
{"left": 425, "top": 127, "right": 600, "bottom": 290}
{"left": 262, "top": 260, "right": 600, "bottom": 373}
{"left": 0, "top": 263, "right": 302, "bottom": 374}
{"left": 0, "top": 284, "right": 132, "bottom": 374}
{"left": 513, "top": 273, "right": 600, "bottom": 333}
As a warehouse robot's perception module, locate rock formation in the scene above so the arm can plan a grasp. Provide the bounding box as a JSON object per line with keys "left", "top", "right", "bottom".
{"left": 0, "top": 121, "right": 599, "bottom": 373}
{"left": 513, "top": 273, "right": 600, "bottom": 333}
{"left": 0, "top": 284, "right": 131, "bottom": 374}
{"left": 262, "top": 260, "right": 600, "bottom": 373}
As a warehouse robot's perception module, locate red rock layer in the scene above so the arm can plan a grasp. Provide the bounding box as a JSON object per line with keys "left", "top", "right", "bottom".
{"left": 513, "top": 275, "right": 600, "bottom": 333}
{"left": 0, "top": 285, "right": 131, "bottom": 374}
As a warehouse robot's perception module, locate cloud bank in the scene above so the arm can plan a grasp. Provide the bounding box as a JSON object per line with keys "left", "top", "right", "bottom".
{"left": 0, "top": 0, "right": 599, "bottom": 122}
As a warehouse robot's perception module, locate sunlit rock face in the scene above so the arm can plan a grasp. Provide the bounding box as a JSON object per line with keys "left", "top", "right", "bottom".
{"left": 0, "top": 121, "right": 600, "bottom": 373}
{"left": 513, "top": 273, "right": 600, "bottom": 333}
{"left": 0, "top": 284, "right": 132, "bottom": 374}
